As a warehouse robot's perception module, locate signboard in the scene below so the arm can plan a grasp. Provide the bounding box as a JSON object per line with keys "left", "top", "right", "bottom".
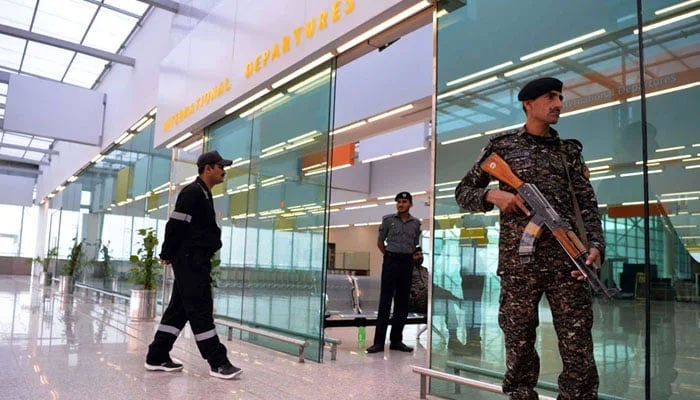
{"left": 155, "top": 0, "right": 419, "bottom": 147}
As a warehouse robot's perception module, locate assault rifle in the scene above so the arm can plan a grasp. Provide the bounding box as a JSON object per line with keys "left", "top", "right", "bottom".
{"left": 480, "top": 153, "right": 619, "bottom": 299}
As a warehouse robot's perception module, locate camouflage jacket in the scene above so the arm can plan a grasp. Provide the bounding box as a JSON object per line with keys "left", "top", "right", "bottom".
{"left": 455, "top": 127, "right": 605, "bottom": 274}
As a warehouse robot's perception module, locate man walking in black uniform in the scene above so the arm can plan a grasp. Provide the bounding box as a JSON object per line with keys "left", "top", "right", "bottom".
{"left": 366, "top": 191, "right": 421, "bottom": 354}
{"left": 145, "top": 150, "right": 242, "bottom": 380}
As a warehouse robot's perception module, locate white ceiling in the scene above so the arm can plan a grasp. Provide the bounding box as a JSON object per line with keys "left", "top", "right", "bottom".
{"left": 0, "top": 0, "right": 150, "bottom": 166}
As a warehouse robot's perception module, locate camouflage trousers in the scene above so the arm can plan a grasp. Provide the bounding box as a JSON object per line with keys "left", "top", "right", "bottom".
{"left": 499, "top": 270, "right": 598, "bottom": 400}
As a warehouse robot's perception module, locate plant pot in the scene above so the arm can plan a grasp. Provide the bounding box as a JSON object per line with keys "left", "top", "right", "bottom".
{"left": 59, "top": 276, "right": 75, "bottom": 294}
{"left": 40, "top": 271, "right": 53, "bottom": 286}
{"left": 130, "top": 289, "right": 157, "bottom": 321}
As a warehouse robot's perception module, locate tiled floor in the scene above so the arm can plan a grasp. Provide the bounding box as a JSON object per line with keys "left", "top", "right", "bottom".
{"left": 0, "top": 275, "right": 429, "bottom": 400}
{"left": 4, "top": 274, "right": 700, "bottom": 400}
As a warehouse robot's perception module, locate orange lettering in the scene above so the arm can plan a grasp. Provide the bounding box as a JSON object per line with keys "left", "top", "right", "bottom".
{"left": 255, "top": 55, "right": 262, "bottom": 72}
{"left": 345, "top": 0, "right": 355, "bottom": 14}
{"left": 318, "top": 11, "right": 328, "bottom": 30}
{"left": 224, "top": 78, "right": 231, "bottom": 91}
{"left": 263, "top": 50, "right": 270, "bottom": 66}
{"left": 271, "top": 43, "right": 281, "bottom": 60}
{"left": 331, "top": 1, "right": 341, "bottom": 22}
{"left": 282, "top": 36, "right": 291, "bottom": 53}
{"left": 305, "top": 19, "right": 315, "bottom": 38}
{"left": 245, "top": 62, "right": 254, "bottom": 78}
{"left": 293, "top": 27, "right": 302, "bottom": 45}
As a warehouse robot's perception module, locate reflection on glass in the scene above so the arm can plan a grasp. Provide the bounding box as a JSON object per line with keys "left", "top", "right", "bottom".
{"left": 204, "top": 63, "right": 334, "bottom": 362}
{"left": 44, "top": 120, "right": 170, "bottom": 300}
{"left": 436, "top": 0, "right": 700, "bottom": 398}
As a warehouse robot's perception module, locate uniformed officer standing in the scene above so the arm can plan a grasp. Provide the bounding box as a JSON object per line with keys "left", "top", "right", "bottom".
{"left": 145, "top": 150, "right": 242, "bottom": 380}
{"left": 455, "top": 77, "right": 605, "bottom": 400}
{"left": 366, "top": 191, "right": 421, "bottom": 354}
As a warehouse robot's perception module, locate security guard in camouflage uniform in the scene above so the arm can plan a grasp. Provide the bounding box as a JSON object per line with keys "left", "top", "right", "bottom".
{"left": 366, "top": 191, "right": 421, "bottom": 354}
{"left": 455, "top": 77, "right": 605, "bottom": 400}
{"left": 145, "top": 150, "right": 242, "bottom": 380}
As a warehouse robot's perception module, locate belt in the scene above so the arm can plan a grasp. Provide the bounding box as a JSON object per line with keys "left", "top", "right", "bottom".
{"left": 385, "top": 250, "right": 412, "bottom": 258}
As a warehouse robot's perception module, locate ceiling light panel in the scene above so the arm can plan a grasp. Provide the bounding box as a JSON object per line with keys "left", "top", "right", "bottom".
{"left": 105, "top": 0, "right": 149, "bottom": 15}
{"left": 63, "top": 53, "right": 107, "bottom": 88}
{"left": 0, "top": 34, "right": 26, "bottom": 70}
{"left": 29, "top": 137, "right": 53, "bottom": 150}
{"left": 82, "top": 8, "right": 137, "bottom": 53}
{"left": 22, "top": 41, "right": 74, "bottom": 81}
{"left": 0, "top": 0, "right": 35, "bottom": 29}
{"left": 33, "top": 0, "right": 97, "bottom": 43}
{"left": 0, "top": 147, "right": 25, "bottom": 157}
{"left": 24, "top": 150, "right": 45, "bottom": 161}
{"left": 2, "top": 132, "right": 32, "bottom": 146}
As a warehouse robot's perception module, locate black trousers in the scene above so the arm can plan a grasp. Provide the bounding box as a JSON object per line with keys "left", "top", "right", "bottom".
{"left": 372, "top": 251, "right": 413, "bottom": 346}
{"left": 146, "top": 250, "right": 228, "bottom": 368}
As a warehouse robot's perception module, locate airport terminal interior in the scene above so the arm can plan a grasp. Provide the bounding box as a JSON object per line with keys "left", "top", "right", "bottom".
{"left": 1, "top": 0, "right": 699, "bottom": 399}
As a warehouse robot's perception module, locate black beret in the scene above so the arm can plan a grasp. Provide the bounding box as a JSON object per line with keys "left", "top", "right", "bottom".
{"left": 517, "top": 77, "right": 563, "bottom": 101}
{"left": 395, "top": 191, "right": 412, "bottom": 202}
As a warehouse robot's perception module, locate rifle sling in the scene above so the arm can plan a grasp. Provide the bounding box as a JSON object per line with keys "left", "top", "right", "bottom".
{"left": 558, "top": 149, "right": 588, "bottom": 248}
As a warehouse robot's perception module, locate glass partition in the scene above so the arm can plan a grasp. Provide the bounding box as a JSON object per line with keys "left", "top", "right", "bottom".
{"left": 642, "top": 1, "right": 700, "bottom": 398}
{"left": 186, "top": 62, "right": 335, "bottom": 362}
{"left": 434, "top": 0, "right": 699, "bottom": 398}
{"left": 45, "top": 119, "right": 171, "bottom": 300}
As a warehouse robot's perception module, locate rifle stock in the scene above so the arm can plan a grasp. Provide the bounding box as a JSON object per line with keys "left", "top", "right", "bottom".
{"left": 480, "top": 152, "right": 619, "bottom": 300}
{"left": 481, "top": 153, "right": 524, "bottom": 189}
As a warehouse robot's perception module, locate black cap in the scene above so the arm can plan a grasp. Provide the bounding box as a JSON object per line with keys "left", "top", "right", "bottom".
{"left": 517, "top": 77, "right": 563, "bottom": 101}
{"left": 197, "top": 150, "right": 233, "bottom": 168}
{"left": 395, "top": 191, "right": 412, "bottom": 203}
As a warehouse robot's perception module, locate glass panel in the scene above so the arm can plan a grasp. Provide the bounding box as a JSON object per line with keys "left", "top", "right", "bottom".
{"left": 0, "top": 147, "right": 25, "bottom": 158}
{"left": 0, "top": 204, "right": 23, "bottom": 256}
{"left": 33, "top": 0, "right": 96, "bottom": 43}
{"left": 22, "top": 41, "right": 74, "bottom": 81}
{"left": 105, "top": 0, "right": 149, "bottom": 15}
{"left": 642, "top": 1, "right": 700, "bottom": 399}
{"left": 436, "top": 1, "right": 643, "bottom": 399}
{"left": 63, "top": 54, "right": 107, "bottom": 88}
{"left": 2, "top": 132, "right": 32, "bottom": 146}
{"left": 82, "top": 8, "right": 137, "bottom": 53}
{"left": 204, "top": 63, "right": 334, "bottom": 362}
{"left": 0, "top": 0, "right": 35, "bottom": 30}
{"left": 46, "top": 115, "right": 169, "bottom": 298}
{"left": 19, "top": 206, "right": 38, "bottom": 257}
{"left": 29, "top": 137, "right": 53, "bottom": 150}
{"left": 23, "top": 150, "right": 45, "bottom": 161}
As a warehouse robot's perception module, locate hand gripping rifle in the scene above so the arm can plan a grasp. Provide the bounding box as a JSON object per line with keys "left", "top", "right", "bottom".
{"left": 480, "top": 153, "right": 619, "bottom": 299}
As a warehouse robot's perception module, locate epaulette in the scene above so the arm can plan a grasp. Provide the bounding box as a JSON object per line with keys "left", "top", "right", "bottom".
{"left": 561, "top": 138, "right": 583, "bottom": 152}
{"left": 489, "top": 130, "right": 519, "bottom": 143}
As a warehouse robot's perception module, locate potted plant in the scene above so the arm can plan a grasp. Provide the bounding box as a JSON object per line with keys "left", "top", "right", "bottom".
{"left": 92, "top": 241, "right": 117, "bottom": 291}
{"left": 60, "top": 238, "right": 85, "bottom": 294}
{"left": 128, "top": 228, "right": 161, "bottom": 320}
{"left": 28, "top": 246, "right": 58, "bottom": 286}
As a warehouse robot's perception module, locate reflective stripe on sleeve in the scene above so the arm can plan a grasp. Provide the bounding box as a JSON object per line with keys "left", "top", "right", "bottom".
{"left": 157, "top": 324, "right": 181, "bottom": 337}
{"left": 170, "top": 211, "right": 192, "bottom": 223}
{"left": 194, "top": 329, "right": 217, "bottom": 342}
